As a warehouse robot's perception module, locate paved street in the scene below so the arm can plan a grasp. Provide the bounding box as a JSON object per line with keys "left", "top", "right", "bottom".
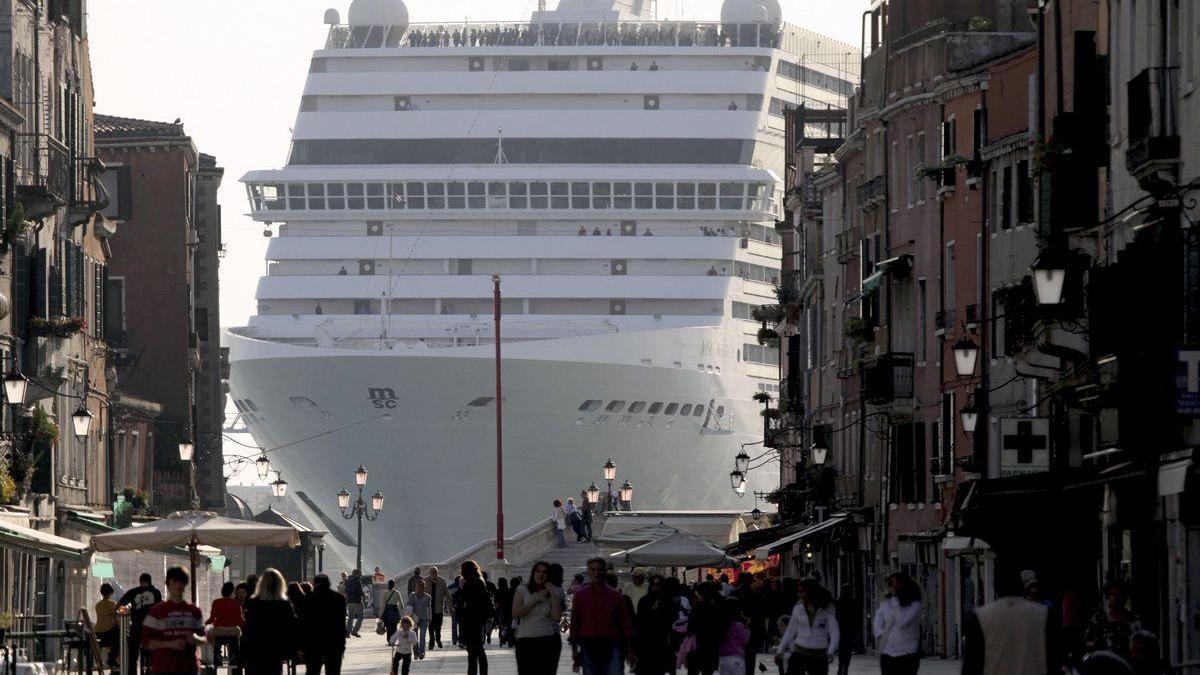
{"left": 337, "top": 633, "right": 962, "bottom": 674}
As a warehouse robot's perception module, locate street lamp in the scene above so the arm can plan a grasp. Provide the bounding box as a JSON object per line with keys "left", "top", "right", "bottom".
{"left": 271, "top": 474, "right": 289, "bottom": 498}
{"left": 70, "top": 404, "right": 93, "bottom": 440}
{"left": 178, "top": 439, "right": 198, "bottom": 509}
{"left": 256, "top": 454, "right": 271, "bottom": 480}
{"left": 619, "top": 479, "right": 634, "bottom": 505}
{"left": 3, "top": 372, "right": 27, "bottom": 406}
{"left": 603, "top": 459, "right": 617, "bottom": 509}
{"left": 1032, "top": 249, "right": 1068, "bottom": 305}
{"left": 751, "top": 507, "right": 764, "bottom": 524}
{"left": 730, "top": 469, "right": 745, "bottom": 491}
{"left": 811, "top": 444, "right": 828, "bottom": 466}
{"left": 585, "top": 482, "right": 601, "bottom": 506}
{"left": 735, "top": 476, "right": 748, "bottom": 496}
{"left": 734, "top": 449, "right": 751, "bottom": 474}
{"left": 960, "top": 401, "right": 980, "bottom": 433}
{"left": 953, "top": 338, "right": 980, "bottom": 377}
{"left": 339, "top": 464, "right": 383, "bottom": 572}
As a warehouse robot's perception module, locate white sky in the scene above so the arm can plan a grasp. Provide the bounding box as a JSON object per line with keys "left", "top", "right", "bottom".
{"left": 88, "top": 0, "right": 866, "bottom": 328}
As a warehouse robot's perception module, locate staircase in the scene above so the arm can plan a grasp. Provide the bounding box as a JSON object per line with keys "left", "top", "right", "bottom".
{"left": 510, "top": 539, "right": 602, "bottom": 577}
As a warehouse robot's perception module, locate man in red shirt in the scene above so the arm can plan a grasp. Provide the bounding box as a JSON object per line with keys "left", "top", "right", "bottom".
{"left": 141, "top": 567, "right": 206, "bottom": 675}
{"left": 570, "top": 557, "right": 634, "bottom": 675}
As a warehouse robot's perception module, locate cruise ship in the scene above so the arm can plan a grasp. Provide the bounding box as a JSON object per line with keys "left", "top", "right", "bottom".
{"left": 231, "top": 0, "right": 859, "bottom": 570}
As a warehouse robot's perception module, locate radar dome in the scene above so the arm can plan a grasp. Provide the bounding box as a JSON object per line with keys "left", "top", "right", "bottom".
{"left": 348, "top": 0, "right": 409, "bottom": 27}
{"left": 720, "top": 0, "right": 782, "bottom": 23}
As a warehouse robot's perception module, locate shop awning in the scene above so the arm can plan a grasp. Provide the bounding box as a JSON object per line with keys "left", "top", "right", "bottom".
{"left": 845, "top": 255, "right": 913, "bottom": 306}
{"left": 754, "top": 516, "right": 848, "bottom": 559}
{"left": 0, "top": 519, "right": 90, "bottom": 566}
{"left": 1158, "top": 458, "right": 1194, "bottom": 497}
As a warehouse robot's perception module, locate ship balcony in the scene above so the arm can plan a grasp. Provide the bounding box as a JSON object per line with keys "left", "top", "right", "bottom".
{"left": 325, "top": 19, "right": 785, "bottom": 50}
{"left": 1125, "top": 66, "right": 1180, "bottom": 179}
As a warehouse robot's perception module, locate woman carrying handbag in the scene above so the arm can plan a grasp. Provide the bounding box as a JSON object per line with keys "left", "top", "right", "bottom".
{"left": 381, "top": 579, "right": 406, "bottom": 641}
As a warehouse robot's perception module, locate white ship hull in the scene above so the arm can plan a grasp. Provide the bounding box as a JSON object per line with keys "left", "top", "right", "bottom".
{"left": 228, "top": 325, "right": 773, "bottom": 570}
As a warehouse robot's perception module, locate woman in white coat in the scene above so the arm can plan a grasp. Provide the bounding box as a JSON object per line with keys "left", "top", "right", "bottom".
{"left": 775, "top": 579, "right": 840, "bottom": 675}
{"left": 872, "top": 572, "right": 923, "bottom": 675}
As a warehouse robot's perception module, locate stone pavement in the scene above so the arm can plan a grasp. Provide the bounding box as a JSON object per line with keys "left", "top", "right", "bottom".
{"left": 337, "top": 632, "right": 963, "bottom": 674}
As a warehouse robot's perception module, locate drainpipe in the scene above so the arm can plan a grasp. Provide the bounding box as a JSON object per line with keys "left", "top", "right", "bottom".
{"left": 978, "top": 83, "right": 992, "bottom": 478}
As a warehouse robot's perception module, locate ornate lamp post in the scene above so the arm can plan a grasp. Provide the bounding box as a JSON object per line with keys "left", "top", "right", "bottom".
{"left": 602, "top": 458, "right": 617, "bottom": 510}
{"left": 618, "top": 479, "right": 634, "bottom": 508}
{"left": 338, "top": 464, "right": 384, "bottom": 572}
{"left": 585, "top": 482, "right": 601, "bottom": 506}
{"left": 178, "top": 439, "right": 199, "bottom": 509}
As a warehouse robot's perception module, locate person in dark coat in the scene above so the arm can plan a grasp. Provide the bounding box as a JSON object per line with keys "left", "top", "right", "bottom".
{"left": 634, "top": 575, "right": 676, "bottom": 675}
{"left": 242, "top": 569, "right": 299, "bottom": 675}
{"left": 455, "top": 561, "right": 495, "bottom": 675}
{"left": 300, "top": 574, "right": 347, "bottom": 675}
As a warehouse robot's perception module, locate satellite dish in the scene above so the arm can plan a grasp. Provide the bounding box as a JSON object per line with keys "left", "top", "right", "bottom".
{"left": 323, "top": 8, "right": 341, "bottom": 25}
{"left": 347, "top": 0, "right": 409, "bottom": 29}
{"left": 720, "top": 0, "right": 782, "bottom": 23}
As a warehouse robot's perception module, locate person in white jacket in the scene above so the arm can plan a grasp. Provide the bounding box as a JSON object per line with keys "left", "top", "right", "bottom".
{"left": 775, "top": 579, "right": 840, "bottom": 675}
{"left": 873, "top": 572, "right": 923, "bottom": 675}
{"left": 389, "top": 616, "right": 419, "bottom": 675}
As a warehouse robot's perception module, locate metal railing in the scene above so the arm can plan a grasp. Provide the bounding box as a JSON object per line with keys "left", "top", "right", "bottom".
{"left": 16, "top": 134, "right": 71, "bottom": 204}
{"left": 856, "top": 175, "right": 885, "bottom": 208}
{"left": 861, "top": 352, "right": 914, "bottom": 403}
{"left": 326, "top": 20, "right": 785, "bottom": 50}
{"left": 1126, "top": 66, "right": 1180, "bottom": 172}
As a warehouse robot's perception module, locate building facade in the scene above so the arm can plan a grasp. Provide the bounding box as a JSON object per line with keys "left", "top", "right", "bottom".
{"left": 752, "top": 0, "right": 1200, "bottom": 667}
{"left": 95, "top": 115, "right": 224, "bottom": 511}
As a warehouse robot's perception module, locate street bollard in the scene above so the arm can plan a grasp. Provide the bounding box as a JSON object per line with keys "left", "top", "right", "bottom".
{"left": 118, "top": 613, "right": 129, "bottom": 675}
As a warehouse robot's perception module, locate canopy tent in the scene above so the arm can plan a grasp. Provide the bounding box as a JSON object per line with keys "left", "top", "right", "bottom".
{"left": 592, "top": 522, "right": 680, "bottom": 548}
{"left": 597, "top": 512, "right": 747, "bottom": 546}
{"left": 611, "top": 530, "right": 740, "bottom": 568}
{"left": 753, "top": 516, "right": 849, "bottom": 560}
{"left": 91, "top": 511, "right": 300, "bottom": 602}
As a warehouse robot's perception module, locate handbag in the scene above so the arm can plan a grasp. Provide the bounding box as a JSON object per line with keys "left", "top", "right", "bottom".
{"left": 376, "top": 619, "right": 386, "bottom": 635}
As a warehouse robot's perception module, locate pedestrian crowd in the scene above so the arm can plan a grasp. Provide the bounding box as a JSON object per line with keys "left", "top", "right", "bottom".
{"left": 90, "top": 560, "right": 1167, "bottom": 675}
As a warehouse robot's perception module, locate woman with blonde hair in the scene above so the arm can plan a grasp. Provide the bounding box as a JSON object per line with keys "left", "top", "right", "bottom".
{"left": 242, "top": 569, "right": 299, "bottom": 675}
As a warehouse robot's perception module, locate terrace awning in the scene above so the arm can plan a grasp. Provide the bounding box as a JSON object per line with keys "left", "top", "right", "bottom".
{"left": 753, "top": 516, "right": 849, "bottom": 559}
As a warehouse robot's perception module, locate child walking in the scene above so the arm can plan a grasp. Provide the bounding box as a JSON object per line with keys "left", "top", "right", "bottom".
{"left": 390, "top": 616, "right": 419, "bottom": 675}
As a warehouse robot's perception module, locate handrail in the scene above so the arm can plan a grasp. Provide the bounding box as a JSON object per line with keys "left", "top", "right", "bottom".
{"left": 326, "top": 20, "right": 786, "bottom": 50}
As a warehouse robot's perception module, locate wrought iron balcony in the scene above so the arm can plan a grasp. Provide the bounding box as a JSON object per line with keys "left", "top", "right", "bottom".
{"left": 856, "top": 175, "right": 886, "bottom": 209}
{"left": 861, "top": 352, "right": 915, "bottom": 404}
{"left": 777, "top": 270, "right": 805, "bottom": 306}
{"left": 16, "top": 135, "right": 71, "bottom": 217}
{"left": 1126, "top": 67, "right": 1180, "bottom": 176}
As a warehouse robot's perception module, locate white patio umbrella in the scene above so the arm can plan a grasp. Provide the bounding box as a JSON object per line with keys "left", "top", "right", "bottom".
{"left": 91, "top": 511, "right": 300, "bottom": 602}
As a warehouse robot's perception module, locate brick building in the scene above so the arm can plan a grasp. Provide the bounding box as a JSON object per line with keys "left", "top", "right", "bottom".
{"left": 95, "top": 115, "right": 224, "bottom": 510}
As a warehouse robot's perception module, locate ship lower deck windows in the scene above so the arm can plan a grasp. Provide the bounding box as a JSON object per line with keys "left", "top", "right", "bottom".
{"left": 628, "top": 401, "right": 646, "bottom": 414}
{"left": 663, "top": 403, "right": 679, "bottom": 415}
{"left": 579, "top": 400, "right": 603, "bottom": 412}
{"left": 679, "top": 403, "right": 693, "bottom": 416}
{"left": 647, "top": 402, "right": 663, "bottom": 414}
{"left": 693, "top": 405, "right": 705, "bottom": 417}
{"left": 468, "top": 397, "right": 494, "bottom": 407}
{"left": 605, "top": 400, "right": 627, "bottom": 413}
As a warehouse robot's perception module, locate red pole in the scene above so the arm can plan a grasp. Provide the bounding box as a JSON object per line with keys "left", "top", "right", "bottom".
{"left": 493, "top": 275, "right": 505, "bottom": 561}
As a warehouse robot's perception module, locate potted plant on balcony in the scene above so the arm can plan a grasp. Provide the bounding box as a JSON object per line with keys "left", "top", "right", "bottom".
{"left": 0, "top": 202, "right": 28, "bottom": 257}
{"left": 751, "top": 305, "right": 785, "bottom": 324}
{"left": 11, "top": 404, "right": 58, "bottom": 498}
{"left": 760, "top": 408, "right": 782, "bottom": 420}
{"left": 29, "top": 315, "right": 85, "bottom": 338}
{"left": 752, "top": 392, "right": 772, "bottom": 404}
{"left": 757, "top": 327, "right": 780, "bottom": 346}
{"left": 1034, "top": 137, "right": 1073, "bottom": 174}
{"left": 844, "top": 317, "right": 872, "bottom": 343}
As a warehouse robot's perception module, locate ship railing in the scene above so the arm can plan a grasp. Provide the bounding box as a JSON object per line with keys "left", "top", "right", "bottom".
{"left": 326, "top": 20, "right": 784, "bottom": 50}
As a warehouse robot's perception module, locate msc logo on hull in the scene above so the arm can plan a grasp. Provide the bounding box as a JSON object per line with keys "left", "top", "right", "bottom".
{"left": 368, "top": 387, "right": 399, "bottom": 409}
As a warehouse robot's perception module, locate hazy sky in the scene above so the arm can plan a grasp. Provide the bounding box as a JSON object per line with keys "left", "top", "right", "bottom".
{"left": 88, "top": 0, "right": 865, "bottom": 327}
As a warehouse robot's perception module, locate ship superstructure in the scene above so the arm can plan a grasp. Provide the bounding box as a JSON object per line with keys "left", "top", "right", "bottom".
{"left": 231, "top": 0, "right": 859, "bottom": 568}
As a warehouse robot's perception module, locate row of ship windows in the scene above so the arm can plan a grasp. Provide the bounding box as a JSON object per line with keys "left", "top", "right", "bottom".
{"left": 579, "top": 400, "right": 724, "bottom": 417}
{"left": 250, "top": 180, "right": 775, "bottom": 213}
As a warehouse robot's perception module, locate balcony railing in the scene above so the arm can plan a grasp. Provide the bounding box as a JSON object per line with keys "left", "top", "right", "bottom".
{"left": 1126, "top": 67, "right": 1180, "bottom": 174}
{"left": 16, "top": 134, "right": 71, "bottom": 210}
{"left": 778, "top": 270, "right": 805, "bottom": 305}
{"left": 856, "top": 175, "right": 885, "bottom": 209}
{"left": 834, "top": 227, "right": 861, "bottom": 264}
{"left": 326, "top": 20, "right": 785, "bottom": 50}
{"left": 861, "top": 352, "right": 915, "bottom": 404}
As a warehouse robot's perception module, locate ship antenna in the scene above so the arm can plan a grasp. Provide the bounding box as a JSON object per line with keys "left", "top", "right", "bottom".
{"left": 494, "top": 127, "right": 509, "bottom": 165}
{"left": 537, "top": 0, "right": 546, "bottom": 11}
